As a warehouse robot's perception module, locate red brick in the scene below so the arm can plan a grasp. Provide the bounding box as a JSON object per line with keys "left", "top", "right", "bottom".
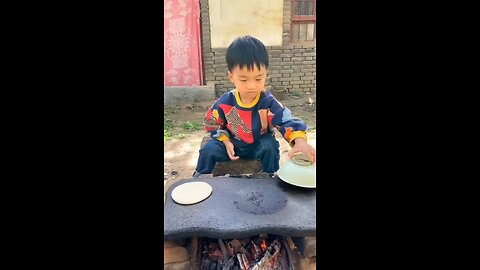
{"left": 164, "top": 246, "right": 189, "bottom": 264}
{"left": 164, "top": 260, "right": 192, "bottom": 270}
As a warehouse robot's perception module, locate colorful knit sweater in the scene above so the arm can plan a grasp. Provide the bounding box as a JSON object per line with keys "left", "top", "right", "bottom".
{"left": 203, "top": 89, "right": 308, "bottom": 148}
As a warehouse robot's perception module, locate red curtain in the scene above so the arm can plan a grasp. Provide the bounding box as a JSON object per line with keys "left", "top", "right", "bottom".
{"left": 164, "top": 0, "right": 203, "bottom": 86}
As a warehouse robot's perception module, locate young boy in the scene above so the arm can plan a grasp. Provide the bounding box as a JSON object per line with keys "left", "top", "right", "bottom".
{"left": 193, "top": 35, "right": 316, "bottom": 177}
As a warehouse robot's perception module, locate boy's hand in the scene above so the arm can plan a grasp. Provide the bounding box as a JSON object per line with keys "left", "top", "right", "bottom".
{"left": 289, "top": 138, "right": 316, "bottom": 164}
{"left": 223, "top": 140, "right": 240, "bottom": 160}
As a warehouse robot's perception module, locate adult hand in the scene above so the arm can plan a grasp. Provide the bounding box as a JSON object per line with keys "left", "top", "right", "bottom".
{"left": 288, "top": 138, "right": 316, "bottom": 163}
{"left": 223, "top": 140, "right": 240, "bottom": 160}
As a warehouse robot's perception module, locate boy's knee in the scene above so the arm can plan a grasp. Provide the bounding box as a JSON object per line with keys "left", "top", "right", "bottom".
{"left": 257, "top": 136, "right": 280, "bottom": 156}
{"left": 199, "top": 140, "right": 226, "bottom": 157}
{"left": 262, "top": 136, "right": 280, "bottom": 148}
{"left": 265, "top": 137, "right": 280, "bottom": 148}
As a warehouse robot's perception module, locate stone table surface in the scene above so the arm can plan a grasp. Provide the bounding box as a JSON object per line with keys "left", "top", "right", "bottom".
{"left": 164, "top": 177, "right": 316, "bottom": 240}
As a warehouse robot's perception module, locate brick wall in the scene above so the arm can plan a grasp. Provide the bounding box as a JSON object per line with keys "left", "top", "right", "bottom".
{"left": 200, "top": 0, "right": 316, "bottom": 97}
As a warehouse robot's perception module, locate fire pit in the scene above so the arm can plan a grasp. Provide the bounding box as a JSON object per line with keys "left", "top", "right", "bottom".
{"left": 164, "top": 177, "right": 316, "bottom": 240}
{"left": 200, "top": 234, "right": 295, "bottom": 270}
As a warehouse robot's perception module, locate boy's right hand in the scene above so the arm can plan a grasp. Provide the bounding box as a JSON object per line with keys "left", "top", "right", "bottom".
{"left": 222, "top": 140, "right": 240, "bottom": 160}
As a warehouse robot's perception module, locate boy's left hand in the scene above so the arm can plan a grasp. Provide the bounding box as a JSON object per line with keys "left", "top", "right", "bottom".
{"left": 289, "top": 138, "right": 316, "bottom": 164}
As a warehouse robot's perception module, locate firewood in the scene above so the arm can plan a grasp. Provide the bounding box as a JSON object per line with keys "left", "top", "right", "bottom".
{"left": 229, "top": 239, "right": 247, "bottom": 254}
{"left": 282, "top": 237, "right": 298, "bottom": 270}
{"left": 226, "top": 241, "right": 234, "bottom": 256}
{"left": 267, "top": 247, "right": 282, "bottom": 270}
{"left": 286, "top": 237, "right": 297, "bottom": 252}
{"left": 273, "top": 252, "right": 281, "bottom": 269}
{"left": 240, "top": 238, "right": 250, "bottom": 247}
{"left": 218, "top": 239, "right": 229, "bottom": 264}
{"left": 278, "top": 248, "right": 288, "bottom": 269}
{"left": 250, "top": 239, "right": 281, "bottom": 270}
{"left": 241, "top": 253, "right": 250, "bottom": 269}
{"left": 201, "top": 259, "right": 211, "bottom": 270}
{"left": 201, "top": 236, "right": 302, "bottom": 270}
{"left": 251, "top": 241, "right": 262, "bottom": 260}
{"left": 223, "top": 256, "right": 236, "bottom": 270}
{"left": 237, "top": 254, "right": 246, "bottom": 270}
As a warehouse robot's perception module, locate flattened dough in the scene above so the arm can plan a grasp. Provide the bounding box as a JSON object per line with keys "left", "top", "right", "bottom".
{"left": 171, "top": 181, "right": 213, "bottom": 205}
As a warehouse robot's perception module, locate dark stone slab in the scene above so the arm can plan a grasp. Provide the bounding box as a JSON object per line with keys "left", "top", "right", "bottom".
{"left": 164, "top": 177, "right": 316, "bottom": 240}
{"left": 212, "top": 159, "right": 262, "bottom": 177}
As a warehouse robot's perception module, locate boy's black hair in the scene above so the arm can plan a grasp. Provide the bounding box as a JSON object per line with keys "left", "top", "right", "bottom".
{"left": 226, "top": 35, "right": 269, "bottom": 72}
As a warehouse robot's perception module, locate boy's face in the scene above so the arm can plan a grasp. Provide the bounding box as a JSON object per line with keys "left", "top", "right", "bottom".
{"left": 228, "top": 64, "right": 267, "bottom": 101}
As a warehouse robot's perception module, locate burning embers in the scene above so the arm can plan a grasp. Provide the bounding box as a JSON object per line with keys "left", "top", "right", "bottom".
{"left": 201, "top": 234, "right": 295, "bottom": 270}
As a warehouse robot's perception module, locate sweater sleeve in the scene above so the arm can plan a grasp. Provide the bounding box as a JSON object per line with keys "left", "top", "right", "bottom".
{"left": 267, "top": 96, "right": 308, "bottom": 147}
{"left": 203, "top": 99, "right": 230, "bottom": 141}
